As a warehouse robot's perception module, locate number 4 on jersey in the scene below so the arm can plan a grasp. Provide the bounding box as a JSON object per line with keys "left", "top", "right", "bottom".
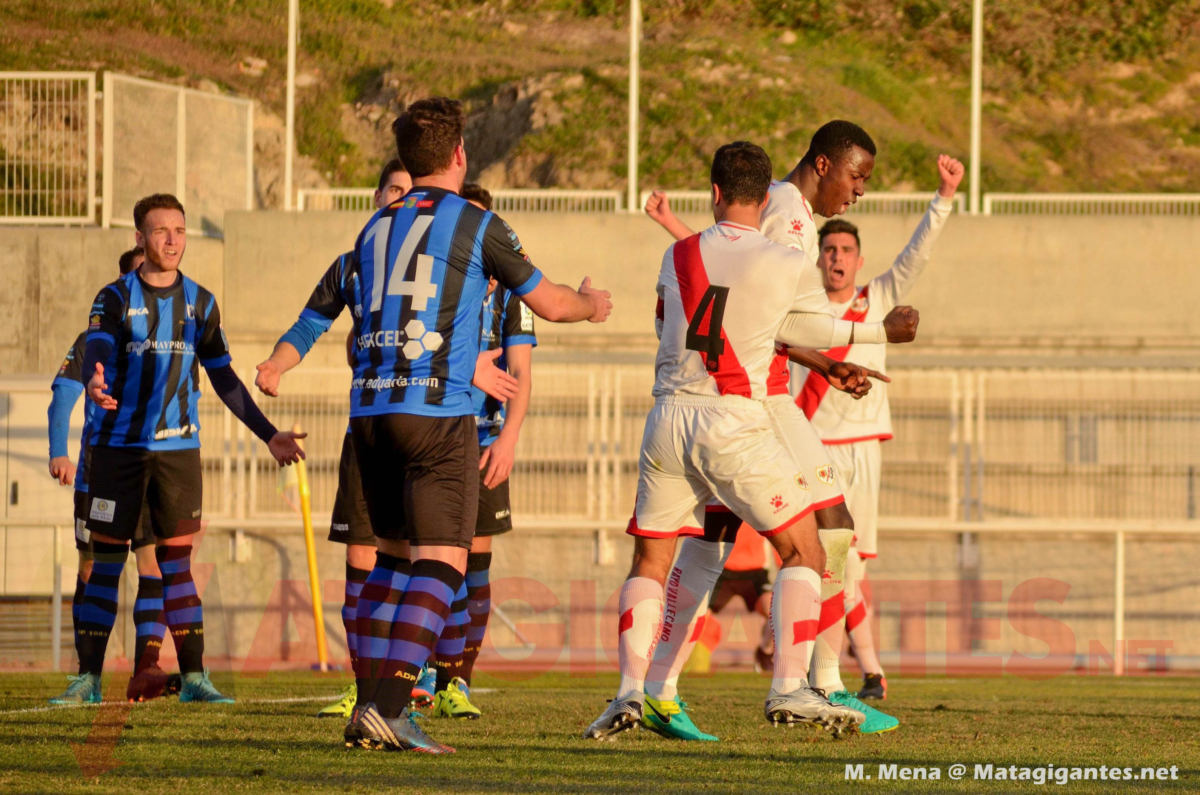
{"left": 686, "top": 285, "right": 729, "bottom": 372}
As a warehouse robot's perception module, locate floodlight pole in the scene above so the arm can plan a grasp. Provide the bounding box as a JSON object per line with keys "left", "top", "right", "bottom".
{"left": 969, "top": 0, "right": 983, "bottom": 215}
{"left": 627, "top": 0, "right": 640, "bottom": 213}
{"left": 284, "top": 0, "right": 298, "bottom": 211}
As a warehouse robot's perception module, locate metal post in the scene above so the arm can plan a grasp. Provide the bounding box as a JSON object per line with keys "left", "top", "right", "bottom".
{"left": 626, "top": 0, "right": 640, "bottom": 214}
{"left": 101, "top": 72, "right": 113, "bottom": 228}
{"left": 1113, "top": 529, "right": 1125, "bottom": 676}
{"left": 969, "top": 0, "right": 983, "bottom": 214}
{"left": 86, "top": 74, "right": 96, "bottom": 224}
{"left": 284, "top": 0, "right": 298, "bottom": 211}
{"left": 52, "top": 525, "right": 62, "bottom": 672}
{"left": 175, "top": 88, "right": 186, "bottom": 200}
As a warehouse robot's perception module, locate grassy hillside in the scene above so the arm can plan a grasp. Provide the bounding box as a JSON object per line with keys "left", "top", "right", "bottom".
{"left": 3, "top": 0, "right": 1199, "bottom": 198}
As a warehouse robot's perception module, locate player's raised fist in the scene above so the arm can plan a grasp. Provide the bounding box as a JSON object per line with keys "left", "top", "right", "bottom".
{"left": 473, "top": 348, "right": 519, "bottom": 402}
{"left": 937, "top": 155, "right": 965, "bottom": 198}
{"left": 87, "top": 363, "right": 118, "bottom": 410}
{"left": 268, "top": 430, "right": 307, "bottom": 466}
{"left": 644, "top": 190, "right": 673, "bottom": 224}
{"left": 883, "top": 305, "right": 920, "bottom": 343}
{"left": 255, "top": 360, "right": 282, "bottom": 397}
{"left": 579, "top": 277, "right": 613, "bottom": 323}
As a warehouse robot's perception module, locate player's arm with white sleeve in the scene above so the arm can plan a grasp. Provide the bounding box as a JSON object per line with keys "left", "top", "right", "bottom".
{"left": 871, "top": 155, "right": 963, "bottom": 309}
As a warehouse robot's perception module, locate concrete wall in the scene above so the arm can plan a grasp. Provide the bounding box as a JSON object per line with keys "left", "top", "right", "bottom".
{"left": 0, "top": 227, "right": 224, "bottom": 375}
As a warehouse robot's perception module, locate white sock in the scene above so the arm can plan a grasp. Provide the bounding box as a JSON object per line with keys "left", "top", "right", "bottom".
{"left": 845, "top": 553, "right": 884, "bottom": 677}
{"left": 616, "top": 576, "right": 665, "bottom": 701}
{"left": 644, "top": 538, "right": 730, "bottom": 701}
{"left": 811, "top": 529, "right": 853, "bottom": 694}
{"left": 770, "top": 566, "right": 821, "bottom": 694}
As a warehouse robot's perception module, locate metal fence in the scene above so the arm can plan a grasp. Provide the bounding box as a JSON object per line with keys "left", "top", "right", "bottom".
{"left": 299, "top": 188, "right": 624, "bottom": 214}
{"left": 101, "top": 73, "right": 254, "bottom": 236}
{"left": 983, "top": 193, "right": 1200, "bottom": 216}
{"left": 0, "top": 72, "right": 95, "bottom": 224}
{"left": 638, "top": 190, "right": 965, "bottom": 216}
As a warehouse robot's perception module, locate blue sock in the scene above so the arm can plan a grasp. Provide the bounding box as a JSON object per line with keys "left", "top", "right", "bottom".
{"left": 157, "top": 545, "right": 204, "bottom": 674}
{"left": 353, "top": 554, "right": 410, "bottom": 705}
{"left": 133, "top": 575, "right": 166, "bottom": 672}
{"left": 78, "top": 541, "right": 129, "bottom": 676}
{"left": 343, "top": 564, "right": 370, "bottom": 669}
{"left": 433, "top": 581, "right": 469, "bottom": 692}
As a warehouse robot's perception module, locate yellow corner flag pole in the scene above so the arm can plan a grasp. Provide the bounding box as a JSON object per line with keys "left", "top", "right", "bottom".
{"left": 293, "top": 423, "right": 330, "bottom": 672}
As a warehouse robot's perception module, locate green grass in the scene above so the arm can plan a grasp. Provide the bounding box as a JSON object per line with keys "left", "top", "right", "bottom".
{"left": 1, "top": 671, "right": 1197, "bottom": 793}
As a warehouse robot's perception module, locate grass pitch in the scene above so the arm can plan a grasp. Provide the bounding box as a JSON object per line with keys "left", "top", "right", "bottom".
{"left": 0, "top": 671, "right": 1195, "bottom": 793}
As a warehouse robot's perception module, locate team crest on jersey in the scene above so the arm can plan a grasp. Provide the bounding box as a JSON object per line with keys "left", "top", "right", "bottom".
{"left": 520, "top": 303, "right": 534, "bottom": 332}
{"left": 816, "top": 465, "right": 836, "bottom": 485}
{"left": 59, "top": 358, "right": 71, "bottom": 374}
{"left": 89, "top": 314, "right": 101, "bottom": 329}
{"left": 851, "top": 294, "right": 869, "bottom": 313}
{"left": 795, "top": 472, "right": 809, "bottom": 490}
{"left": 789, "top": 218, "right": 804, "bottom": 235}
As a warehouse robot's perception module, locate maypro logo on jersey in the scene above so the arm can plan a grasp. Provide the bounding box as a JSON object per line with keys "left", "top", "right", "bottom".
{"left": 126, "top": 339, "right": 193, "bottom": 356}
{"left": 154, "top": 423, "right": 199, "bottom": 441}
{"left": 352, "top": 376, "right": 440, "bottom": 391}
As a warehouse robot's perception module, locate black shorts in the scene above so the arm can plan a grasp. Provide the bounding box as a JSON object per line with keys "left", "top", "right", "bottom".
{"left": 328, "top": 433, "right": 374, "bottom": 546}
{"left": 73, "top": 490, "right": 154, "bottom": 555}
{"left": 83, "top": 447, "right": 203, "bottom": 542}
{"left": 350, "top": 414, "right": 479, "bottom": 549}
{"left": 710, "top": 568, "right": 772, "bottom": 613}
{"left": 475, "top": 476, "right": 512, "bottom": 537}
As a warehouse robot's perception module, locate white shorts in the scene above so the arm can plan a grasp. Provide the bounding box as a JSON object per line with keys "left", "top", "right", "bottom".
{"left": 627, "top": 395, "right": 813, "bottom": 538}
{"left": 763, "top": 394, "right": 846, "bottom": 513}
{"left": 826, "top": 439, "right": 881, "bottom": 558}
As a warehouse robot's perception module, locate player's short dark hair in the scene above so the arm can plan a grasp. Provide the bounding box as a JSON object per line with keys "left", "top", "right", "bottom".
{"left": 461, "top": 182, "right": 492, "bottom": 210}
{"left": 377, "top": 158, "right": 407, "bottom": 192}
{"left": 392, "top": 97, "right": 465, "bottom": 179}
{"left": 800, "top": 121, "right": 876, "bottom": 167}
{"left": 133, "top": 193, "right": 185, "bottom": 232}
{"left": 710, "top": 141, "right": 772, "bottom": 206}
{"left": 118, "top": 246, "right": 144, "bottom": 275}
{"left": 818, "top": 219, "right": 861, "bottom": 251}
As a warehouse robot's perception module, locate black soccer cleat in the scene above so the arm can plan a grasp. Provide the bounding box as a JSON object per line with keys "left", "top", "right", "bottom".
{"left": 127, "top": 665, "right": 171, "bottom": 702}
{"left": 858, "top": 673, "right": 887, "bottom": 701}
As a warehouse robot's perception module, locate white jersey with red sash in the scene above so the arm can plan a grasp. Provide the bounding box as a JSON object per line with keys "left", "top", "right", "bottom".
{"left": 790, "top": 192, "right": 955, "bottom": 444}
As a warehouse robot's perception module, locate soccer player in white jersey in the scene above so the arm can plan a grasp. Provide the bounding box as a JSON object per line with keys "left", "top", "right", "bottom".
{"left": 795, "top": 154, "right": 964, "bottom": 701}
{"left": 584, "top": 140, "right": 892, "bottom": 742}
{"left": 642, "top": 121, "right": 914, "bottom": 737}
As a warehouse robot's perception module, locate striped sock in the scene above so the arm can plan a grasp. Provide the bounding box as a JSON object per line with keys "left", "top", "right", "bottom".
{"left": 459, "top": 552, "right": 492, "bottom": 685}
{"left": 132, "top": 575, "right": 166, "bottom": 673}
{"left": 343, "top": 564, "right": 370, "bottom": 668}
{"left": 374, "top": 560, "right": 463, "bottom": 719}
{"left": 353, "top": 554, "right": 410, "bottom": 705}
{"left": 433, "top": 581, "right": 469, "bottom": 693}
{"left": 77, "top": 542, "right": 129, "bottom": 676}
{"left": 156, "top": 545, "right": 204, "bottom": 674}
{"left": 72, "top": 574, "right": 87, "bottom": 675}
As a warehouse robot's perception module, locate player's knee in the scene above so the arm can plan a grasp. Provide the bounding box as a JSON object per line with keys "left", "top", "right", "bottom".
{"left": 133, "top": 546, "right": 161, "bottom": 577}
{"left": 816, "top": 502, "right": 854, "bottom": 532}
{"left": 78, "top": 559, "right": 93, "bottom": 582}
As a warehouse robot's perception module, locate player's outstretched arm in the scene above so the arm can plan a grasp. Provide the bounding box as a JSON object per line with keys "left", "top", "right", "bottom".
{"left": 775, "top": 305, "right": 919, "bottom": 350}
{"left": 255, "top": 341, "right": 302, "bottom": 397}
{"left": 877, "top": 155, "right": 964, "bottom": 306}
{"left": 644, "top": 190, "right": 695, "bottom": 241}
{"left": 784, "top": 348, "right": 888, "bottom": 400}
{"left": 520, "top": 277, "right": 612, "bottom": 324}
{"left": 207, "top": 363, "right": 306, "bottom": 465}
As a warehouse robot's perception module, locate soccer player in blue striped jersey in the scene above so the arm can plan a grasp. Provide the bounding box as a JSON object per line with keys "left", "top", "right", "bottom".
{"left": 47, "top": 246, "right": 182, "bottom": 704}
{"left": 255, "top": 97, "right": 611, "bottom": 753}
{"left": 64, "top": 193, "right": 306, "bottom": 707}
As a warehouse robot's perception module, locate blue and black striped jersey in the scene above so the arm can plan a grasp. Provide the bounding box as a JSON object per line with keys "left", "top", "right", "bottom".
{"left": 85, "top": 270, "right": 231, "bottom": 450}
{"left": 348, "top": 186, "right": 542, "bottom": 418}
{"left": 472, "top": 285, "right": 537, "bottom": 447}
{"left": 52, "top": 332, "right": 94, "bottom": 492}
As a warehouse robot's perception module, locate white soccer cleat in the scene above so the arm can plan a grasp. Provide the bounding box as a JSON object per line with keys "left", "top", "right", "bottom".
{"left": 583, "top": 697, "right": 644, "bottom": 741}
{"left": 764, "top": 684, "right": 864, "bottom": 736}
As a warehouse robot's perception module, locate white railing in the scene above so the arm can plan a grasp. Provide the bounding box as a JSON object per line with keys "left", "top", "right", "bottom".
{"left": 299, "top": 187, "right": 624, "bottom": 214}
{"left": 0, "top": 72, "right": 96, "bottom": 224}
{"left": 639, "top": 190, "right": 963, "bottom": 215}
{"left": 101, "top": 73, "right": 254, "bottom": 237}
{"left": 983, "top": 193, "right": 1200, "bottom": 216}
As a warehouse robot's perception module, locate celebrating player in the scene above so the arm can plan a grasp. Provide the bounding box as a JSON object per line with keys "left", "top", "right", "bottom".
{"left": 52, "top": 194, "right": 306, "bottom": 707}
{"left": 47, "top": 246, "right": 183, "bottom": 703}
{"left": 586, "top": 140, "right": 883, "bottom": 742}
{"left": 258, "top": 97, "right": 610, "bottom": 754}
{"left": 640, "top": 121, "right": 911, "bottom": 737}
{"left": 795, "top": 155, "right": 964, "bottom": 700}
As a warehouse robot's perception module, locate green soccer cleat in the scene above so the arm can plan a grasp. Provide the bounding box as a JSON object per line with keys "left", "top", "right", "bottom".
{"left": 828, "top": 690, "right": 898, "bottom": 735}
{"left": 641, "top": 694, "right": 719, "bottom": 741}
{"left": 179, "top": 670, "right": 235, "bottom": 704}
{"left": 431, "top": 677, "right": 481, "bottom": 720}
{"left": 49, "top": 674, "right": 102, "bottom": 705}
{"left": 317, "top": 683, "right": 357, "bottom": 718}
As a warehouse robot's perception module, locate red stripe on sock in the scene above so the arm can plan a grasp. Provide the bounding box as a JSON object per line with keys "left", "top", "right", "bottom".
{"left": 792, "top": 619, "right": 818, "bottom": 645}
{"left": 846, "top": 600, "right": 867, "bottom": 632}
{"left": 618, "top": 608, "right": 634, "bottom": 635}
{"left": 818, "top": 593, "right": 846, "bottom": 633}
